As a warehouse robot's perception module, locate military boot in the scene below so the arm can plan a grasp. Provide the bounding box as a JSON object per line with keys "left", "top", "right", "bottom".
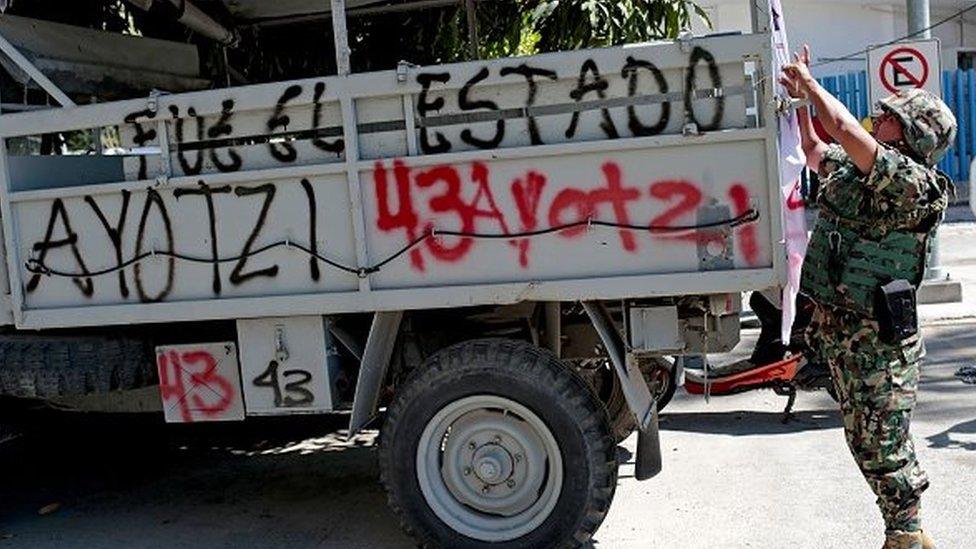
{"left": 882, "top": 531, "right": 936, "bottom": 549}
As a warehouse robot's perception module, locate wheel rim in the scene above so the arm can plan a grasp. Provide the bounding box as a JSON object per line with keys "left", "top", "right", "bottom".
{"left": 416, "top": 395, "right": 564, "bottom": 542}
{"left": 648, "top": 365, "right": 673, "bottom": 401}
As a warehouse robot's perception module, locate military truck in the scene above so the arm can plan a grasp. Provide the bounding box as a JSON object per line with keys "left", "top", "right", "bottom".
{"left": 0, "top": 1, "right": 787, "bottom": 545}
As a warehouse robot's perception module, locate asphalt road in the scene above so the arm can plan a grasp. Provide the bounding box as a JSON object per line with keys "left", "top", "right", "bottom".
{"left": 1, "top": 214, "right": 974, "bottom": 549}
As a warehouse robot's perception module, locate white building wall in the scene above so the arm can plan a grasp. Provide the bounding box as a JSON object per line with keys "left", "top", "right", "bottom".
{"left": 697, "top": 0, "right": 976, "bottom": 76}
{"left": 907, "top": 6, "right": 976, "bottom": 69}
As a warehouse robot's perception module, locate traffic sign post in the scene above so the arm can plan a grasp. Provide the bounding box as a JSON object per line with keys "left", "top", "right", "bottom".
{"left": 867, "top": 39, "right": 942, "bottom": 111}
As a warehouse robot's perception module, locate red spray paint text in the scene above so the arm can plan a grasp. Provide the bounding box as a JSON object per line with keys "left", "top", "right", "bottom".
{"left": 372, "top": 159, "right": 761, "bottom": 271}
{"left": 157, "top": 349, "right": 236, "bottom": 423}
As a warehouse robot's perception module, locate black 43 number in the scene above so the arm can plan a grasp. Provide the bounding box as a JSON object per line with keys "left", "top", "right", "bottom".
{"left": 252, "top": 360, "right": 315, "bottom": 407}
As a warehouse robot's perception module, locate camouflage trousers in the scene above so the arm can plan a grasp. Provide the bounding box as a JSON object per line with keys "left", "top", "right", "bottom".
{"left": 809, "top": 304, "right": 929, "bottom": 533}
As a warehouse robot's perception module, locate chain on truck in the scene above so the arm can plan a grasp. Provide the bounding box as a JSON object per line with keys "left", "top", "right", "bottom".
{"left": 0, "top": 1, "right": 789, "bottom": 545}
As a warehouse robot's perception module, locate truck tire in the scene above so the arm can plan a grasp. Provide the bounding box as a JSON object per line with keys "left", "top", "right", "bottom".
{"left": 378, "top": 339, "right": 617, "bottom": 548}
{"left": 0, "top": 335, "right": 156, "bottom": 398}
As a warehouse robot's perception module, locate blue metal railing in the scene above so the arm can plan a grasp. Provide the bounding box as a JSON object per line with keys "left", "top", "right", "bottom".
{"left": 819, "top": 71, "right": 870, "bottom": 121}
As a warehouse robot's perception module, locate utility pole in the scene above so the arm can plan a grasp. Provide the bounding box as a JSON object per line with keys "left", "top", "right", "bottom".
{"left": 907, "top": 0, "right": 931, "bottom": 39}
{"left": 465, "top": 0, "right": 480, "bottom": 60}
{"left": 908, "top": 0, "right": 962, "bottom": 302}
{"left": 331, "top": 0, "right": 352, "bottom": 76}
{"left": 907, "top": 0, "right": 936, "bottom": 280}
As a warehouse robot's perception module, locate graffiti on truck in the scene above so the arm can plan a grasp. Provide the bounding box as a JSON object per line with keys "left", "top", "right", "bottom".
{"left": 120, "top": 46, "right": 727, "bottom": 176}
{"left": 156, "top": 344, "right": 244, "bottom": 423}
{"left": 24, "top": 157, "right": 761, "bottom": 302}
{"left": 20, "top": 44, "right": 751, "bottom": 303}
{"left": 372, "top": 159, "right": 759, "bottom": 272}
{"left": 251, "top": 360, "right": 315, "bottom": 408}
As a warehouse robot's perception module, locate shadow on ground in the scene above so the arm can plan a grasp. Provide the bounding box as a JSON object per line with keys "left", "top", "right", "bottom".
{"left": 659, "top": 409, "right": 842, "bottom": 436}
{"left": 926, "top": 418, "right": 976, "bottom": 451}
{"left": 0, "top": 411, "right": 383, "bottom": 520}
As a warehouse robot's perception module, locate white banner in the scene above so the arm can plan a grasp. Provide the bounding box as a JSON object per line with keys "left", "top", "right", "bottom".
{"left": 769, "top": 0, "right": 808, "bottom": 341}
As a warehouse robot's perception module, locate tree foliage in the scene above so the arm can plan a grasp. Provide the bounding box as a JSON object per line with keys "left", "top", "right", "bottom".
{"left": 1, "top": 0, "right": 708, "bottom": 85}
{"left": 346, "top": 0, "right": 709, "bottom": 73}
{"left": 524, "top": 0, "right": 711, "bottom": 52}
{"left": 258, "top": 0, "right": 709, "bottom": 79}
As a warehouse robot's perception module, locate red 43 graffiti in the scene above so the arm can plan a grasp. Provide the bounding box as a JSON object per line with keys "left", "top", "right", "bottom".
{"left": 371, "top": 158, "right": 761, "bottom": 271}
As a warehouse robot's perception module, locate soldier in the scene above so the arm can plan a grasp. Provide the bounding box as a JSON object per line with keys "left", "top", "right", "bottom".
{"left": 781, "top": 46, "right": 956, "bottom": 549}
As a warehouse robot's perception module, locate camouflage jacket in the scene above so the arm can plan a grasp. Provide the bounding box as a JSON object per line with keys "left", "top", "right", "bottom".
{"left": 800, "top": 144, "right": 952, "bottom": 316}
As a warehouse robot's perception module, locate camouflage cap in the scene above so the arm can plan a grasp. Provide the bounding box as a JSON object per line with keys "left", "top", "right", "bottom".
{"left": 878, "top": 88, "right": 957, "bottom": 166}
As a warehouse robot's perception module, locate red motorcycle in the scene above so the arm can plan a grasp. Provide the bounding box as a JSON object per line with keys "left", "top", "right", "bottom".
{"left": 683, "top": 292, "right": 835, "bottom": 420}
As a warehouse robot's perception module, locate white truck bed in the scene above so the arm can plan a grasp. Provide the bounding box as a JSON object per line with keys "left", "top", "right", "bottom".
{"left": 0, "top": 32, "right": 784, "bottom": 329}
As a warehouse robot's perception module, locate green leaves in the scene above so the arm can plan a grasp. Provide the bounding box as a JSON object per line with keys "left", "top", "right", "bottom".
{"left": 391, "top": 0, "right": 711, "bottom": 66}
{"left": 520, "top": 0, "right": 710, "bottom": 53}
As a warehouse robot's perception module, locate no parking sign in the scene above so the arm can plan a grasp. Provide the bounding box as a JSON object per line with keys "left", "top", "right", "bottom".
{"left": 867, "top": 39, "right": 942, "bottom": 112}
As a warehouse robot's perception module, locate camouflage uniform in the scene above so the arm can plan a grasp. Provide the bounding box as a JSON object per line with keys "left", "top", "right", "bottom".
{"left": 801, "top": 89, "right": 956, "bottom": 534}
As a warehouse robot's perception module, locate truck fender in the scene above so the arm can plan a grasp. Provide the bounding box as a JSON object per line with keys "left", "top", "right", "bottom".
{"left": 348, "top": 310, "right": 403, "bottom": 435}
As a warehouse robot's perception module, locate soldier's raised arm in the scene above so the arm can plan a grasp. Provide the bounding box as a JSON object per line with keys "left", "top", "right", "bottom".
{"left": 779, "top": 45, "right": 829, "bottom": 171}
{"left": 781, "top": 44, "right": 879, "bottom": 175}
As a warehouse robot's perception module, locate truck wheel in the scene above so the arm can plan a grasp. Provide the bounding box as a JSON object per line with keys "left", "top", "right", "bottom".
{"left": 378, "top": 339, "right": 617, "bottom": 548}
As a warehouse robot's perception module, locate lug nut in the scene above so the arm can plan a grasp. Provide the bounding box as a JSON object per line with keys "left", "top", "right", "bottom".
{"left": 514, "top": 453, "right": 522, "bottom": 462}
{"left": 506, "top": 479, "right": 516, "bottom": 488}
{"left": 468, "top": 441, "right": 476, "bottom": 450}
{"left": 481, "top": 485, "right": 491, "bottom": 495}
{"left": 463, "top": 467, "right": 472, "bottom": 476}
{"left": 493, "top": 435, "right": 502, "bottom": 444}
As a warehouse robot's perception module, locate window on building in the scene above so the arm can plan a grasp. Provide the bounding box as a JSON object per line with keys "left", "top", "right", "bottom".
{"left": 958, "top": 50, "right": 976, "bottom": 70}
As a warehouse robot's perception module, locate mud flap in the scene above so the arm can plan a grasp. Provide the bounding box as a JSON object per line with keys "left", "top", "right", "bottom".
{"left": 582, "top": 301, "right": 662, "bottom": 480}
{"left": 635, "top": 405, "right": 663, "bottom": 480}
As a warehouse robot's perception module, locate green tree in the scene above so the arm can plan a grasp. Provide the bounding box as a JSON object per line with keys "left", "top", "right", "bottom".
{"left": 348, "top": 1, "right": 709, "bottom": 72}
{"left": 523, "top": 0, "right": 711, "bottom": 53}
{"left": 2, "top": 0, "right": 708, "bottom": 86}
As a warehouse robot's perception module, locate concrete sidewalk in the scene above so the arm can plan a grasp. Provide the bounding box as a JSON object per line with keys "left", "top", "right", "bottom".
{"left": 920, "top": 208, "right": 976, "bottom": 323}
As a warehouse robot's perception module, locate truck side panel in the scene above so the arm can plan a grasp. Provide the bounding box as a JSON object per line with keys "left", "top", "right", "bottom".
{"left": 0, "top": 33, "right": 785, "bottom": 329}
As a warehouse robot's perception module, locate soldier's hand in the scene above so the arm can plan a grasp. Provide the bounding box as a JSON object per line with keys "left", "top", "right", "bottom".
{"left": 781, "top": 45, "right": 816, "bottom": 98}
{"left": 783, "top": 45, "right": 814, "bottom": 86}
{"left": 796, "top": 44, "right": 812, "bottom": 67}
{"left": 779, "top": 73, "right": 805, "bottom": 99}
